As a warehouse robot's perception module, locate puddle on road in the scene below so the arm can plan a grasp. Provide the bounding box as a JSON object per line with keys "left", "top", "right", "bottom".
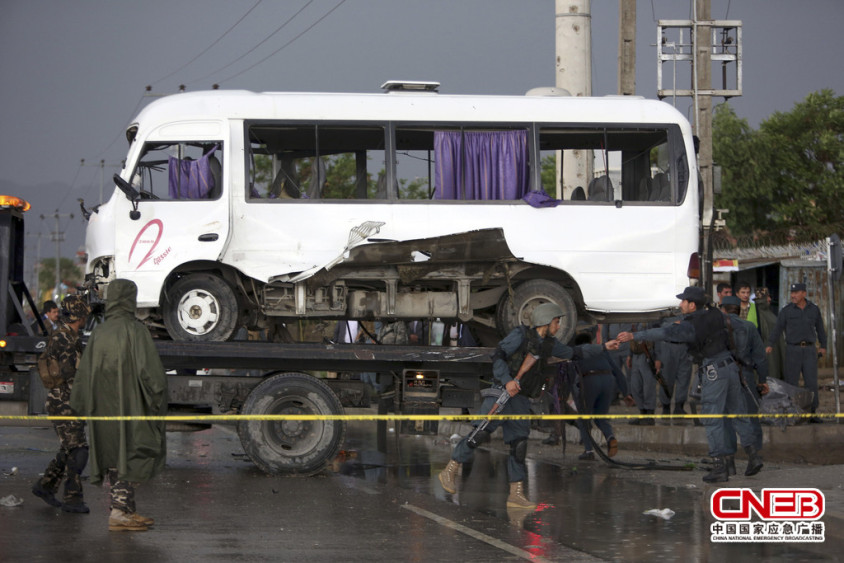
{"left": 336, "top": 424, "right": 830, "bottom": 562}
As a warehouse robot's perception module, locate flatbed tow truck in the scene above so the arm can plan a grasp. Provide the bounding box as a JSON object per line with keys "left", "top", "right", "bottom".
{"left": 0, "top": 196, "right": 492, "bottom": 474}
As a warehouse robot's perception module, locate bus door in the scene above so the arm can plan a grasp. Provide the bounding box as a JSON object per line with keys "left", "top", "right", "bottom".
{"left": 113, "top": 138, "right": 230, "bottom": 305}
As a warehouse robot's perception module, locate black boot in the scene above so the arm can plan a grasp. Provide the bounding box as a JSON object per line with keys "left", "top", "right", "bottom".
{"left": 744, "top": 445, "right": 763, "bottom": 476}
{"left": 661, "top": 404, "right": 671, "bottom": 416}
{"left": 641, "top": 409, "right": 655, "bottom": 426}
{"left": 629, "top": 409, "right": 646, "bottom": 425}
{"left": 725, "top": 454, "right": 736, "bottom": 476}
{"left": 703, "top": 456, "right": 729, "bottom": 483}
{"left": 673, "top": 402, "right": 686, "bottom": 415}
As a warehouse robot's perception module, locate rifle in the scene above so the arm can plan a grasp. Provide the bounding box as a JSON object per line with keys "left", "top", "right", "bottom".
{"left": 724, "top": 314, "right": 760, "bottom": 410}
{"left": 466, "top": 352, "right": 538, "bottom": 448}
{"left": 639, "top": 334, "right": 672, "bottom": 400}
{"left": 736, "top": 366, "right": 761, "bottom": 410}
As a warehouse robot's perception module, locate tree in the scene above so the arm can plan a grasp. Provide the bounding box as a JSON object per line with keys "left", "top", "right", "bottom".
{"left": 714, "top": 90, "right": 844, "bottom": 241}
{"left": 37, "top": 257, "right": 82, "bottom": 300}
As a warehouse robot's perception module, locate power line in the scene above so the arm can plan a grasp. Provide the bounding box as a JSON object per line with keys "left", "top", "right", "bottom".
{"left": 216, "top": 0, "right": 347, "bottom": 85}
{"left": 150, "top": 0, "right": 263, "bottom": 87}
{"left": 186, "top": 0, "right": 316, "bottom": 86}
{"left": 90, "top": 92, "right": 146, "bottom": 159}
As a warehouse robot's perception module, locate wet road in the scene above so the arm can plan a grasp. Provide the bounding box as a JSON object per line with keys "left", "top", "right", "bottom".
{"left": 0, "top": 420, "right": 840, "bottom": 562}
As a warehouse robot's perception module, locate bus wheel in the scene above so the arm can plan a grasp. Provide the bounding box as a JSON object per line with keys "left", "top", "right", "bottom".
{"left": 497, "top": 279, "right": 577, "bottom": 343}
{"left": 237, "top": 372, "right": 345, "bottom": 475}
{"left": 163, "top": 273, "right": 240, "bottom": 341}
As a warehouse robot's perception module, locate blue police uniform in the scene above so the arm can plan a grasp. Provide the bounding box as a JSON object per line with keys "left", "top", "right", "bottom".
{"left": 631, "top": 289, "right": 762, "bottom": 481}
{"left": 655, "top": 315, "right": 693, "bottom": 414}
{"left": 724, "top": 311, "right": 768, "bottom": 453}
{"left": 576, "top": 351, "right": 628, "bottom": 453}
{"left": 768, "top": 297, "right": 826, "bottom": 412}
{"left": 450, "top": 326, "right": 603, "bottom": 482}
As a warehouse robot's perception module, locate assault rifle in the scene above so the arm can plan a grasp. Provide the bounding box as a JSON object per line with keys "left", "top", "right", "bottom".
{"left": 466, "top": 352, "right": 538, "bottom": 448}
{"left": 640, "top": 338, "right": 672, "bottom": 400}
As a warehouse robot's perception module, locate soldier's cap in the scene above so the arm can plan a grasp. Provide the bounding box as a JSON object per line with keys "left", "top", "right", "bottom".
{"left": 720, "top": 296, "right": 742, "bottom": 307}
{"left": 675, "top": 286, "right": 705, "bottom": 303}
{"left": 61, "top": 294, "right": 91, "bottom": 322}
{"left": 790, "top": 282, "right": 807, "bottom": 292}
{"left": 530, "top": 302, "right": 565, "bottom": 327}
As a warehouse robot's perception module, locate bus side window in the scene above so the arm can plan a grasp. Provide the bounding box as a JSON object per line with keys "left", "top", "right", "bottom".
{"left": 246, "top": 124, "right": 385, "bottom": 201}
{"left": 395, "top": 126, "right": 530, "bottom": 201}
{"left": 539, "top": 127, "right": 674, "bottom": 204}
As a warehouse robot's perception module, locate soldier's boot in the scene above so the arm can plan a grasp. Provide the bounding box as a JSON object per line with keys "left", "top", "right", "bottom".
{"left": 108, "top": 509, "right": 148, "bottom": 532}
{"left": 725, "top": 454, "right": 737, "bottom": 477}
{"left": 673, "top": 402, "right": 686, "bottom": 415}
{"left": 629, "top": 409, "right": 647, "bottom": 425}
{"left": 641, "top": 409, "right": 656, "bottom": 426}
{"left": 131, "top": 513, "right": 155, "bottom": 527}
{"left": 62, "top": 446, "right": 90, "bottom": 514}
{"left": 702, "top": 456, "right": 729, "bottom": 483}
{"left": 31, "top": 480, "right": 62, "bottom": 508}
{"left": 438, "top": 460, "right": 461, "bottom": 494}
{"left": 506, "top": 481, "right": 537, "bottom": 510}
{"left": 32, "top": 451, "right": 66, "bottom": 508}
{"left": 744, "top": 445, "right": 764, "bottom": 476}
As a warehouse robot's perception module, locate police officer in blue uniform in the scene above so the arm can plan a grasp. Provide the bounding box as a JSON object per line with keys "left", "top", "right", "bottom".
{"left": 655, "top": 315, "right": 694, "bottom": 417}
{"left": 437, "top": 303, "right": 618, "bottom": 508}
{"left": 617, "top": 287, "right": 762, "bottom": 482}
{"left": 720, "top": 296, "right": 770, "bottom": 475}
{"left": 766, "top": 282, "right": 827, "bottom": 421}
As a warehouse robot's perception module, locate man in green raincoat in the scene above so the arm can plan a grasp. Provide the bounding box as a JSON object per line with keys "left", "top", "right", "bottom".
{"left": 70, "top": 279, "right": 167, "bottom": 532}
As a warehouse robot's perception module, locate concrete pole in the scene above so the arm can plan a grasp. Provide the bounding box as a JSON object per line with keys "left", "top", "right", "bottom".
{"left": 555, "top": 0, "right": 593, "bottom": 199}
{"left": 695, "top": 0, "right": 714, "bottom": 294}
{"left": 618, "top": 0, "right": 636, "bottom": 96}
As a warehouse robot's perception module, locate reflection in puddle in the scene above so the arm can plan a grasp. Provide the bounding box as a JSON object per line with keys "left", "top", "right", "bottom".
{"left": 337, "top": 423, "right": 831, "bottom": 562}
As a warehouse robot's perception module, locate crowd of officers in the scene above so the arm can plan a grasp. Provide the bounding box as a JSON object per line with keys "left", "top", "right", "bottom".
{"left": 438, "top": 281, "right": 828, "bottom": 508}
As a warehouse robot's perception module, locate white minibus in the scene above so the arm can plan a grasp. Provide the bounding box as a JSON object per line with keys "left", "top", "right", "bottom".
{"left": 84, "top": 84, "right": 699, "bottom": 342}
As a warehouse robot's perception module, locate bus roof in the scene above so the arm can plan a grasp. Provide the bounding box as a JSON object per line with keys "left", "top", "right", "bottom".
{"left": 129, "top": 89, "right": 691, "bottom": 132}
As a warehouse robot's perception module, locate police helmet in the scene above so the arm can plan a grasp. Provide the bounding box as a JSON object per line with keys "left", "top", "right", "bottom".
{"left": 530, "top": 303, "right": 565, "bottom": 328}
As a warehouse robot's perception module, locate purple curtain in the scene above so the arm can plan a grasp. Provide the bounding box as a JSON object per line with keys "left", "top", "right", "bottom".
{"left": 434, "top": 130, "right": 528, "bottom": 200}
{"left": 168, "top": 146, "right": 217, "bottom": 199}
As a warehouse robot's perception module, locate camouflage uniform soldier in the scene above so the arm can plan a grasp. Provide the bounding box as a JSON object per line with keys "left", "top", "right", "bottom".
{"left": 31, "top": 295, "right": 91, "bottom": 513}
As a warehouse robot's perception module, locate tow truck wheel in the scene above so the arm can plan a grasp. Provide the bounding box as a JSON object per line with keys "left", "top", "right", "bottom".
{"left": 496, "top": 279, "right": 577, "bottom": 343}
{"left": 237, "top": 372, "right": 345, "bottom": 475}
{"left": 163, "top": 273, "right": 239, "bottom": 341}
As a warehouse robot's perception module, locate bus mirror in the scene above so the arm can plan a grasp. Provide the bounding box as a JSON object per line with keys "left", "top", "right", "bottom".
{"left": 112, "top": 173, "right": 142, "bottom": 220}
{"left": 113, "top": 173, "right": 140, "bottom": 202}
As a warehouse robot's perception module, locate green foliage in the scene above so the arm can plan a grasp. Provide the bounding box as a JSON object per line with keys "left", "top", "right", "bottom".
{"left": 37, "top": 257, "right": 82, "bottom": 297}
{"left": 540, "top": 154, "right": 557, "bottom": 191}
{"left": 714, "top": 90, "right": 844, "bottom": 241}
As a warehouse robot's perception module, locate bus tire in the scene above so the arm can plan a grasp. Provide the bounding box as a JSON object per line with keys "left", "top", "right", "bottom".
{"left": 237, "top": 372, "right": 345, "bottom": 475}
{"left": 498, "top": 279, "right": 577, "bottom": 343}
{"left": 163, "top": 273, "right": 240, "bottom": 341}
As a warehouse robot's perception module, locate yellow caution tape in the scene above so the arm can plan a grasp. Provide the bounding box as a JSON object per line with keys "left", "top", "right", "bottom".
{"left": 0, "top": 413, "right": 841, "bottom": 422}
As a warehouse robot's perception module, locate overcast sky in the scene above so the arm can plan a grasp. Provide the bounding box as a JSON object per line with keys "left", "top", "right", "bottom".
{"left": 2, "top": 0, "right": 842, "bottom": 269}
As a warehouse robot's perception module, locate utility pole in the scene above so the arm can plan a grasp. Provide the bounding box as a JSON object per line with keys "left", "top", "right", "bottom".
{"left": 695, "top": 0, "right": 715, "bottom": 296}
{"left": 656, "top": 1, "right": 741, "bottom": 294}
{"left": 40, "top": 211, "right": 73, "bottom": 301}
{"left": 555, "top": 0, "right": 592, "bottom": 199}
{"left": 618, "top": 0, "right": 636, "bottom": 96}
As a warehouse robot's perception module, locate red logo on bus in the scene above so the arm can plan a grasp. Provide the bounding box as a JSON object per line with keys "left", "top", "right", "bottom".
{"left": 711, "top": 488, "right": 825, "bottom": 521}
{"left": 128, "top": 219, "right": 163, "bottom": 270}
